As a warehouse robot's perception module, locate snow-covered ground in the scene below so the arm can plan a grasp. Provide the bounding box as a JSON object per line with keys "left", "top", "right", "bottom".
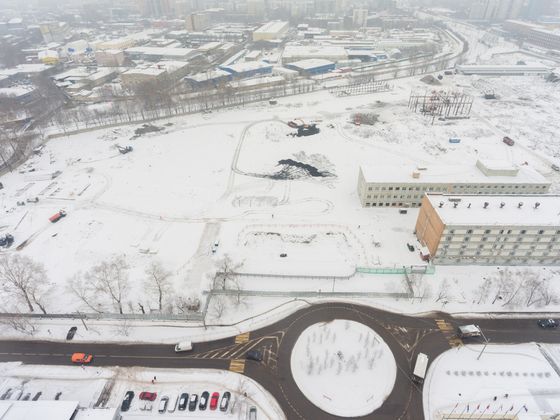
{"left": 290, "top": 320, "right": 396, "bottom": 417}
{"left": 1, "top": 21, "right": 560, "bottom": 323}
{"left": 424, "top": 343, "right": 560, "bottom": 420}
{"left": 0, "top": 363, "right": 284, "bottom": 420}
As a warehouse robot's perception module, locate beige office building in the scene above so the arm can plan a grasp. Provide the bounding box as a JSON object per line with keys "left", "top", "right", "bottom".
{"left": 415, "top": 193, "right": 560, "bottom": 265}
{"left": 358, "top": 160, "right": 550, "bottom": 208}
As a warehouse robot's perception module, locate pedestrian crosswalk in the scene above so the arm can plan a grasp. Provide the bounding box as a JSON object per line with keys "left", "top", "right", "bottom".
{"left": 234, "top": 332, "right": 250, "bottom": 344}
{"left": 435, "top": 319, "right": 463, "bottom": 348}
{"left": 229, "top": 359, "right": 245, "bottom": 374}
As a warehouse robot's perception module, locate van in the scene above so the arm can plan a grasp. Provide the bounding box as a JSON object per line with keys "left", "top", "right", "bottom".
{"left": 457, "top": 324, "right": 482, "bottom": 338}
{"left": 412, "top": 353, "right": 429, "bottom": 384}
{"left": 175, "top": 341, "right": 193, "bottom": 352}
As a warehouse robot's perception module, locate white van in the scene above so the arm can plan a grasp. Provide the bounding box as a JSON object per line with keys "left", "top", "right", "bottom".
{"left": 174, "top": 341, "right": 193, "bottom": 352}
{"left": 412, "top": 353, "right": 429, "bottom": 384}
{"left": 167, "top": 394, "right": 178, "bottom": 413}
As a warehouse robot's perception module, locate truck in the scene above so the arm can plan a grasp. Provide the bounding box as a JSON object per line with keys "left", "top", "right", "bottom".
{"left": 49, "top": 210, "right": 67, "bottom": 223}
{"left": 412, "top": 353, "right": 429, "bottom": 384}
{"left": 503, "top": 136, "right": 515, "bottom": 146}
{"left": 457, "top": 324, "right": 482, "bottom": 338}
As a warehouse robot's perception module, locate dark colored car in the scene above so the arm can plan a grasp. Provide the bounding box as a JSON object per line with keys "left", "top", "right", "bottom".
{"left": 210, "top": 392, "right": 219, "bottom": 410}
{"left": 178, "top": 393, "right": 189, "bottom": 411}
{"left": 139, "top": 391, "right": 157, "bottom": 401}
{"left": 503, "top": 136, "right": 515, "bottom": 146}
{"left": 66, "top": 326, "right": 77, "bottom": 340}
{"left": 188, "top": 394, "right": 198, "bottom": 411}
{"left": 538, "top": 319, "right": 558, "bottom": 328}
{"left": 121, "top": 391, "right": 134, "bottom": 412}
{"left": 220, "top": 392, "right": 231, "bottom": 412}
{"left": 199, "top": 391, "right": 209, "bottom": 410}
{"left": 246, "top": 350, "right": 263, "bottom": 361}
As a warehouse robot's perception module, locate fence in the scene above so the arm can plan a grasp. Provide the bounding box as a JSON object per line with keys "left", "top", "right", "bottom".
{"left": 0, "top": 311, "right": 203, "bottom": 322}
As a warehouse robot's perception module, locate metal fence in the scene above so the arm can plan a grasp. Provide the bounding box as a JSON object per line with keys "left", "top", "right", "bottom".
{"left": 0, "top": 311, "right": 203, "bottom": 322}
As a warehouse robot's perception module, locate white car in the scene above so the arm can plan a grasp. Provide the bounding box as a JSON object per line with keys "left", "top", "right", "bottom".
{"left": 158, "top": 396, "right": 169, "bottom": 413}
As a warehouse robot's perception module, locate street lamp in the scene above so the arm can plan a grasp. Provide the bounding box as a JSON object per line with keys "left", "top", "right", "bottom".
{"left": 477, "top": 328, "right": 489, "bottom": 361}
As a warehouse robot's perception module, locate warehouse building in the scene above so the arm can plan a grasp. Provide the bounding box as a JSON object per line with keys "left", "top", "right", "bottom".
{"left": 285, "top": 58, "right": 335, "bottom": 75}
{"left": 184, "top": 69, "right": 231, "bottom": 88}
{"left": 415, "top": 193, "right": 560, "bottom": 265}
{"left": 282, "top": 45, "right": 348, "bottom": 64}
{"left": 253, "top": 21, "right": 289, "bottom": 41}
{"left": 219, "top": 61, "right": 272, "bottom": 78}
{"left": 456, "top": 64, "right": 551, "bottom": 76}
{"left": 357, "top": 160, "right": 550, "bottom": 208}
{"left": 124, "top": 46, "right": 197, "bottom": 61}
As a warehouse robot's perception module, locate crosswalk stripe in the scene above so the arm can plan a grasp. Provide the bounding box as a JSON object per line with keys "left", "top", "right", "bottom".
{"left": 235, "top": 332, "right": 250, "bottom": 344}
{"left": 229, "top": 359, "right": 245, "bottom": 373}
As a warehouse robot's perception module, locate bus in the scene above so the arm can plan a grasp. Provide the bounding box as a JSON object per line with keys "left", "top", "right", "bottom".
{"left": 412, "top": 353, "right": 429, "bottom": 384}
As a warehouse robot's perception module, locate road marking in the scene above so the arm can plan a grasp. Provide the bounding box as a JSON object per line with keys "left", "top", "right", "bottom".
{"left": 448, "top": 338, "right": 463, "bottom": 348}
{"left": 234, "top": 332, "right": 250, "bottom": 344}
{"left": 229, "top": 359, "right": 245, "bottom": 374}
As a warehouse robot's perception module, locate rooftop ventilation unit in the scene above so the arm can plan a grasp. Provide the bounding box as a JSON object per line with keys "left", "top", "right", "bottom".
{"left": 453, "top": 202, "right": 458, "bottom": 208}
{"left": 518, "top": 202, "right": 524, "bottom": 208}
{"left": 534, "top": 202, "right": 541, "bottom": 209}
{"left": 500, "top": 202, "right": 505, "bottom": 208}
{"left": 483, "top": 202, "right": 489, "bottom": 209}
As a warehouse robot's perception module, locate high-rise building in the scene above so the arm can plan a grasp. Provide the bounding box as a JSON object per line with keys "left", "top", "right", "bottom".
{"left": 352, "top": 8, "right": 368, "bottom": 27}
{"left": 186, "top": 12, "right": 211, "bottom": 31}
{"left": 138, "top": 0, "right": 174, "bottom": 17}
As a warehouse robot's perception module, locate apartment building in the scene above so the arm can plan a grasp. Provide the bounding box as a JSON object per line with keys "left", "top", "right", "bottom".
{"left": 415, "top": 193, "right": 560, "bottom": 265}
{"left": 357, "top": 159, "right": 550, "bottom": 208}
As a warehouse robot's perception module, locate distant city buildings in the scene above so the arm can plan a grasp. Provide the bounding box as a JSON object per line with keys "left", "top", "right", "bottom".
{"left": 415, "top": 194, "right": 560, "bottom": 265}
{"left": 467, "top": 0, "right": 559, "bottom": 21}
{"left": 504, "top": 20, "right": 560, "bottom": 51}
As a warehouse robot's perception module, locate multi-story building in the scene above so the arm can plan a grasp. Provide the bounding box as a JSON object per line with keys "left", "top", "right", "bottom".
{"left": 252, "top": 21, "right": 290, "bottom": 41}
{"left": 415, "top": 193, "right": 560, "bottom": 265}
{"left": 352, "top": 9, "right": 368, "bottom": 28}
{"left": 505, "top": 19, "right": 560, "bottom": 50}
{"left": 357, "top": 159, "right": 550, "bottom": 208}
{"left": 186, "top": 12, "right": 211, "bottom": 31}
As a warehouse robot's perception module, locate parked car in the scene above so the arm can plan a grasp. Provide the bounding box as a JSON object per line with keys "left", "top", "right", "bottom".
{"left": 188, "top": 394, "right": 198, "bottom": 411}
{"left": 178, "top": 393, "right": 189, "bottom": 411}
{"left": 246, "top": 350, "right": 263, "bottom": 361}
{"left": 71, "top": 353, "right": 92, "bottom": 364}
{"left": 66, "top": 326, "right": 77, "bottom": 340}
{"left": 457, "top": 325, "right": 482, "bottom": 338}
{"left": 503, "top": 136, "right": 515, "bottom": 146}
{"left": 538, "top": 319, "right": 558, "bottom": 328}
{"left": 167, "top": 394, "right": 178, "bottom": 413}
{"left": 158, "top": 396, "right": 169, "bottom": 413}
{"left": 121, "top": 391, "right": 134, "bottom": 412}
{"left": 199, "top": 391, "right": 209, "bottom": 410}
{"left": 220, "top": 392, "right": 231, "bottom": 412}
{"left": 210, "top": 392, "right": 219, "bottom": 410}
{"left": 552, "top": 164, "right": 560, "bottom": 172}
{"left": 249, "top": 406, "right": 257, "bottom": 420}
{"left": 139, "top": 392, "right": 158, "bottom": 401}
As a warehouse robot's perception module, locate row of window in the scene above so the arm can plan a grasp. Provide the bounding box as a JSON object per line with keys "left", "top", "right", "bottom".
{"left": 444, "top": 228, "right": 560, "bottom": 236}
{"left": 442, "top": 243, "right": 560, "bottom": 251}
{"left": 365, "top": 184, "right": 548, "bottom": 192}
{"left": 439, "top": 250, "right": 558, "bottom": 257}
{"left": 364, "top": 202, "right": 420, "bottom": 208}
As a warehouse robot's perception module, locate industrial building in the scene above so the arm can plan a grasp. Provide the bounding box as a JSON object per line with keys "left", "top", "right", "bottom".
{"left": 184, "top": 69, "right": 232, "bottom": 88}
{"left": 455, "top": 64, "right": 551, "bottom": 75}
{"left": 415, "top": 193, "right": 560, "bottom": 265}
{"left": 0, "top": 400, "right": 118, "bottom": 420}
{"left": 219, "top": 61, "right": 273, "bottom": 78}
{"left": 357, "top": 160, "right": 550, "bottom": 208}
{"left": 252, "top": 21, "right": 289, "bottom": 41}
{"left": 285, "top": 58, "right": 335, "bottom": 75}
{"left": 282, "top": 45, "right": 348, "bottom": 64}
{"left": 124, "top": 46, "right": 197, "bottom": 61}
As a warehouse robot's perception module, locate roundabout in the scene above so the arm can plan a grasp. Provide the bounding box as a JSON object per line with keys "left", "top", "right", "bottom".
{"left": 290, "top": 319, "right": 397, "bottom": 417}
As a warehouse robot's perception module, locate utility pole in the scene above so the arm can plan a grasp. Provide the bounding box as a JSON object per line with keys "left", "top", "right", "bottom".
{"left": 477, "top": 328, "right": 489, "bottom": 360}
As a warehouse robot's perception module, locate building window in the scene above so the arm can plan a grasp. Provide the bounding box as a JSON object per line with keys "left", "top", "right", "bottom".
{"left": 484, "top": 230, "right": 491, "bottom": 234}
{"left": 388, "top": 187, "right": 393, "bottom": 191}
{"left": 538, "top": 230, "right": 544, "bottom": 234}
{"left": 467, "top": 229, "right": 473, "bottom": 234}
{"left": 521, "top": 230, "right": 526, "bottom": 234}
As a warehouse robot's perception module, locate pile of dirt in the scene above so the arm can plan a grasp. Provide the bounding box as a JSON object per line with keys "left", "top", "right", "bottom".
{"left": 420, "top": 75, "right": 441, "bottom": 85}
{"left": 132, "top": 124, "right": 164, "bottom": 138}
{"left": 267, "top": 159, "right": 335, "bottom": 180}
{"left": 352, "top": 113, "right": 379, "bottom": 126}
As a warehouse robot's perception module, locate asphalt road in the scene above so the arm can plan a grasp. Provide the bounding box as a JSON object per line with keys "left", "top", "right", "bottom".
{"left": 0, "top": 303, "right": 559, "bottom": 420}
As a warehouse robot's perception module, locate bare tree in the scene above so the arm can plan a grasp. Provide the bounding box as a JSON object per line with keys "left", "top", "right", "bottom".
{"left": 475, "top": 277, "right": 493, "bottom": 304}
{"left": 214, "top": 255, "right": 243, "bottom": 290}
{"left": 209, "top": 295, "right": 226, "bottom": 321}
{"left": 67, "top": 272, "right": 104, "bottom": 313}
{"left": 435, "top": 279, "right": 450, "bottom": 302}
{"left": 144, "top": 260, "right": 172, "bottom": 312}
{"left": 0, "top": 255, "right": 51, "bottom": 314}
{"left": 0, "top": 313, "right": 37, "bottom": 335}
{"left": 85, "top": 255, "right": 130, "bottom": 314}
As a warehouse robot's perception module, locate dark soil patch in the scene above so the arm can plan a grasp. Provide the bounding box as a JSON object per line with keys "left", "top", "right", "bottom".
{"left": 266, "top": 159, "right": 334, "bottom": 180}
{"left": 132, "top": 124, "right": 164, "bottom": 138}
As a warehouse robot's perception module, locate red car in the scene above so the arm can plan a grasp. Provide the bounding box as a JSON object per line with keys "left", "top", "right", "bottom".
{"left": 210, "top": 392, "right": 220, "bottom": 410}
{"left": 139, "top": 392, "right": 157, "bottom": 401}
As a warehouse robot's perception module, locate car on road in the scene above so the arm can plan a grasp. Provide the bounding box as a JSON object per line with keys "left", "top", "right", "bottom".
{"left": 139, "top": 392, "right": 157, "bottom": 401}
{"left": 71, "top": 353, "right": 93, "bottom": 364}
{"left": 220, "top": 392, "right": 231, "bottom": 412}
{"left": 178, "top": 393, "right": 189, "bottom": 411}
{"left": 199, "top": 391, "right": 209, "bottom": 410}
{"left": 66, "top": 326, "right": 77, "bottom": 340}
{"left": 249, "top": 406, "right": 257, "bottom": 420}
{"left": 538, "top": 319, "right": 558, "bottom": 328}
{"left": 503, "top": 136, "right": 515, "bottom": 146}
{"left": 457, "top": 324, "right": 482, "bottom": 339}
{"left": 121, "top": 391, "right": 134, "bottom": 412}
{"left": 210, "top": 392, "right": 219, "bottom": 410}
{"left": 188, "top": 394, "right": 198, "bottom": 411}
{"left": 158, "top": 396, "right": 169, "bottom": 413}
{"left": 246, "top": 350, "right": 263, "bottom": 361}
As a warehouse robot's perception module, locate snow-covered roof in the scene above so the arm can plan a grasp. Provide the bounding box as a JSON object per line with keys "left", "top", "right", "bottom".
{"left": 359, "top": 163, "right": 549, "bottom": 185}
{"left": 426, "top": 193, "right": 560, "bottom": 227}
{"left": 286, "top": 58, "right": 335, "bottom": 70}
{"left": 0, "top": 86, "right": 36, "bottom": 97}
{"left": 220, "top": 61, "right": 272, "bottom": 74}
{"left": 122, "top": 67, "right": 166, "bottom": 76}
{"left": 185, "top": 69, "right": 230, "bottom": 82}
{"left": 456, "top": 64, "right": 551, "bottom": 75}
{"left": 0, "top": 400, "right": 78, "bottom": 420}
{"left": 254, "top": 21, "right": 289, "bottom": 35}
{"left": 283, "top": 45, "right": 348, "bottom": 60}
{"left": 125, "top": 46, "right": 195, "bottom": 58}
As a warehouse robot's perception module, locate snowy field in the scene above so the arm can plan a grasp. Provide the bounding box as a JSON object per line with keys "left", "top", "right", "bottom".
{"left": 424, "top": 343, "right": 560, "bottom": 420}
{"left": 1, "top": 26, "right": 560, "bottom": 320}
{"left": 290, "top": 320, "right": 396, "bottom": 417}
{"left": 0, "top": 363, "right": 284, "bottom": 419}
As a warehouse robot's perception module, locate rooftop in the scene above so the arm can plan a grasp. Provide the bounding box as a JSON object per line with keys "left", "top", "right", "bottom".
{"left": 125, "top": 46, "right": 195, "bottom": 58}
{"left": 359, "top": 162, "right": 549, "bottom": 185}
{"left": 220, "top": 61, "right": 272, "bottom": 73}
{"left": 254, "top": 21, "right": 289, "bottom": 34}
{"left": 426, "top": 194, "right": 560, "bottom": 227}
{"left": 286, "top": 58, "right": 335, "bottom": 70}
